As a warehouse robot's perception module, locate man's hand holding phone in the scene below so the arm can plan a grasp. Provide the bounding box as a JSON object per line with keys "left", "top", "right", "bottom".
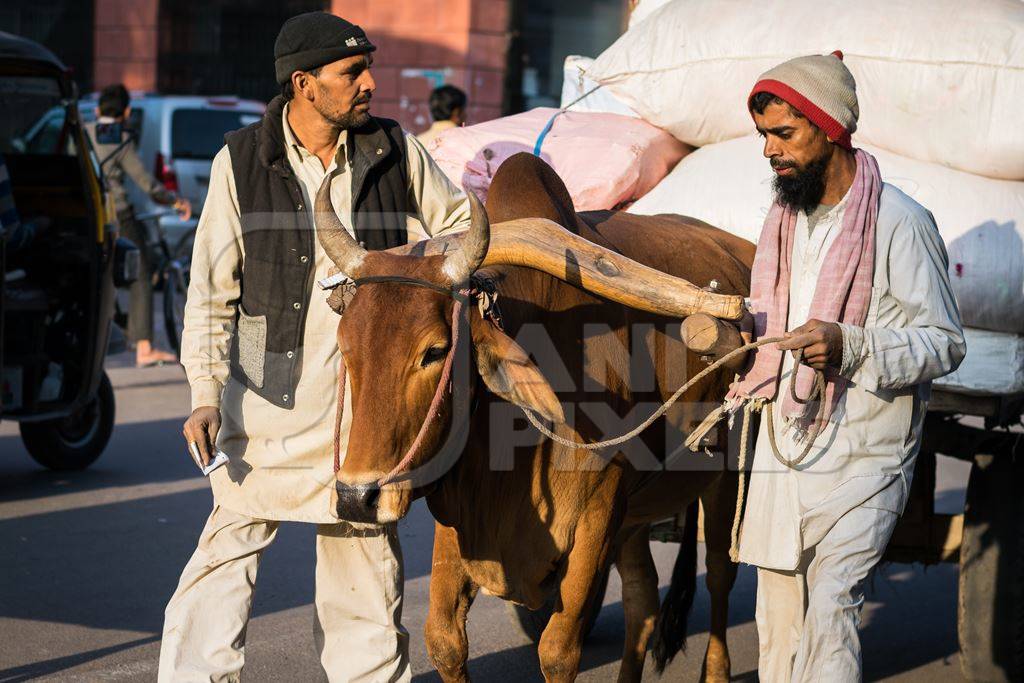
{"left": 183, "top": 406, "right": 221, "bottom": 470}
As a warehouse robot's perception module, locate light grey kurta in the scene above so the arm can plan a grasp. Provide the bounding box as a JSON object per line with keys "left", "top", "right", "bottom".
{"left": 737, "top": 183, "right": 965, "bottom": 571}
{"left": 181, "top": 104, "right": 471, "bottom": 522}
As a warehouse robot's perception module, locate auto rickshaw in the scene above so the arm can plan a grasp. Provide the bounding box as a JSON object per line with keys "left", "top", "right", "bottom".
{"left": 1, "top": 31, "right": 135, "bottom": 469}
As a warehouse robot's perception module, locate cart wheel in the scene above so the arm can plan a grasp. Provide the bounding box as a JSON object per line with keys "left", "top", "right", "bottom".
{"left": 20, "top": 372, "right": 115, "bottom": 471}
{"left": 163, "top": 264, "right": 189, "bottom": 358}
{"left": 505, "top": 568, "right": 609, "bottom": 644}
{"left": 958, "top": 451, "right": 1024, "bottom": 682}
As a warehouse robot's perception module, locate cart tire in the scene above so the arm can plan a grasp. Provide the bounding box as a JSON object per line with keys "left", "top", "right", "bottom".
{"left": 958, "top": 451, "right": 1024, "bottom": 682}
{"left": 163, "top": 265, "right": 189, "bottom": 358}
{"left": 20, "top": 372, "right": 115, "bottom": 471}
{"left": 505, "top": 568, "right": 609, "bottom": 644}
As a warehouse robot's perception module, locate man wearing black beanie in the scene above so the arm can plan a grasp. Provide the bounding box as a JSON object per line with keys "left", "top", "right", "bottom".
{"left": 159, "top": 11, "right": 472, "bottom": 681}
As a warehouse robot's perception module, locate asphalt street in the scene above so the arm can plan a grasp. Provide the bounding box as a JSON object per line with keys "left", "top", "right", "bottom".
{"left": 0, "top": 360, "right": 971, "bottom": 682}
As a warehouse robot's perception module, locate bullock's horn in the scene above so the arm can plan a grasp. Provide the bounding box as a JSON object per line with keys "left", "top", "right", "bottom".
{"left": 314, "top": 173, "right": 367, "bottom": 277}
{"left": 392, "top": 218, "right": 745, "bottom": 320}
{"left": 441, "top": 191, "right": 489, "bottom": 284}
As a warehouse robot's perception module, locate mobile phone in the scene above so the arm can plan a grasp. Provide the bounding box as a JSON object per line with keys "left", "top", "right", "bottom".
{"left": 188, "top": 442, "right": 229, "bottom": 476}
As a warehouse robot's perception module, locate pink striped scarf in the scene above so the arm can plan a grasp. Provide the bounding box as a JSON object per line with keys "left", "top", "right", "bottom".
{"left": 727, "top": 148, "right": 881, "bottom": 425}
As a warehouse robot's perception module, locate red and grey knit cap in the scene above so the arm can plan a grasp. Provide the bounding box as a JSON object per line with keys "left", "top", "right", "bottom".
{"left": 748, "top": 51, "right": 858, "bottom": 150}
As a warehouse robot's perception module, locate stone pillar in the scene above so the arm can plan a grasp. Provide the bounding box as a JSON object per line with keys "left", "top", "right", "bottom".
{"left": 330, "top": 0, "right": 509, "bottom": 131}
{"left": 93, "top": 0, "right": 159, "bottom": 91}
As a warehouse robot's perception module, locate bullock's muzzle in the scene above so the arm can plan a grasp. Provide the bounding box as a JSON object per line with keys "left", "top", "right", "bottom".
{"left": 335, "top": 480, "right": 380, "bottom": 523}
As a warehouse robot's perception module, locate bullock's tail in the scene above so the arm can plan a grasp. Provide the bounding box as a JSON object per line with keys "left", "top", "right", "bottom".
{"left": 651, "top": 500, "right": 699, "bottom": 672}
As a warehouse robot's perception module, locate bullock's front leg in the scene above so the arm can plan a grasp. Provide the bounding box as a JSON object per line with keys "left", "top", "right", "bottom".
{"left": 538, "top": 489, "right": 623, "bottom": 683}
{"left": 426, "top": 523, "right": 478, "bottom": 682}
{"left": 699, "top": 473, "right": 740, "bottom": 683}
{"left": 614, "top": 525, "right": 659, "bottom": 683}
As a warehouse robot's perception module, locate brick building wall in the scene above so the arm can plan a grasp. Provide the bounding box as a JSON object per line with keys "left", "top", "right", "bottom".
{"left": 91, "top": 0, "right": 509, "bottom": 133}
{"left": 94, "top": 0, "right": 159, "bottom": 91}
{"left": 329, "top": 0, "right": 509, "bottom": 131}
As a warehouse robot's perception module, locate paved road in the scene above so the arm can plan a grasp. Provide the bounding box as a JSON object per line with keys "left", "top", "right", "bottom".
{"left": 0, "top": 363, "right": 970, "bottom": 681}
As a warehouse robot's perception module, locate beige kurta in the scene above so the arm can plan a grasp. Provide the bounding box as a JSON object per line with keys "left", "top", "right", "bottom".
{"left": 737, "top": 183, "right": 965, "bottom": 571}
{"left": 181, "top": 104, "right": 471, "bottom": 522}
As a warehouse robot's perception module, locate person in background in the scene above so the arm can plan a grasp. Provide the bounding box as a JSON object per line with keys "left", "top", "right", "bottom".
{"left": 416, "top": 84, "right": 467, "bottom": 148}
{"left": 85, "top": 84, "right": 191, "bottom": 367}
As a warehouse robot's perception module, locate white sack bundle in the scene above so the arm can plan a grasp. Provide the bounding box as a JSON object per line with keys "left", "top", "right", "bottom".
{"left": 627, "top": 0, "right": 675, "bottom": 28}
{"left": 591, "top": 0, "right": 1024, "bottom": 180}
{"left": 560, "top": 56, "right": 637, "bottom": 118}
{"left": 934, "top": 328, "right": 1024, "bottom": 396}
{"left": 629, "top": 135, "right": 1024, "bottom": 334}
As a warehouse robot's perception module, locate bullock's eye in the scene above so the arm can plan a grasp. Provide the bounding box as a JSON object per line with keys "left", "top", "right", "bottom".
{"left": 421, "top": 346, "right": 449, "bottom": 367}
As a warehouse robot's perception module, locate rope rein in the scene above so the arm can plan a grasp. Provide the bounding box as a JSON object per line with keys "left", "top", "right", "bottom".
{"left": 334, "top": 292, "right": 468, "bottom": 486}
{"left": 517, "top": 334, "right": 827, "bottom": 564}
{"left": 519, "top": 338, "right": 781, "bottom": 451}
{"left": 730, "top": 399, "right": 759, "bottom": 562}
{"left": 332, "top": 278, "right": 494, "bottom": 486}
{"left": 521, "top": 337, "right": 826, "bottom": 463}
{"left": 379, "top": 294, "right": 467, "bottom": 486}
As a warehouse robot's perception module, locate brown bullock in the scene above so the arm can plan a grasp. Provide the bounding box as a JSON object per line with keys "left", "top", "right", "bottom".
{"left": 315, "top": 154, "right": 755, "bottom": 682}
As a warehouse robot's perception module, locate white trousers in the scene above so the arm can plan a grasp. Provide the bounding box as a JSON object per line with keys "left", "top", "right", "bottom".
{"left": 158, "top": 505, "right": 410, "bottom": 682}
{"left": 755, "top": 504, "right": 899, "bottom": 683}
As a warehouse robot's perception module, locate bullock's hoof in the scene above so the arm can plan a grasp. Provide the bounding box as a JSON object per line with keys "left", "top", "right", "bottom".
{"left": 700, "top": 653, "right": 731, "bottom": 683}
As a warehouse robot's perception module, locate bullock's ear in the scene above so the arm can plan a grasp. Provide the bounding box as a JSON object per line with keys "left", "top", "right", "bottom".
{"left": 470, "top": 317, "right": 565, "bottom": 424}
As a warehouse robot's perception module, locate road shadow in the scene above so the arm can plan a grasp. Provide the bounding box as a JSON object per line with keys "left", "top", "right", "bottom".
{"left": 414, "top": 552, "right": 959, "bottom": 682}
{"left": 861, "top": 562, "right": 962, "bottom": 680}
{"left": 0, "top": 636, "right": 159, "bottom": 682}
{"left": 0, "top": 417, "right": 198, "bottom": 505}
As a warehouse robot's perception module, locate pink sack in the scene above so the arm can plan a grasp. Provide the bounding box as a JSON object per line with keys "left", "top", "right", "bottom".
{"left": 424, "top": 108, "right": 691, "bottom": 211}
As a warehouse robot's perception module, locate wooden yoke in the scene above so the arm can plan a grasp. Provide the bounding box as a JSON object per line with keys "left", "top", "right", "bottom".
{"left": 681, "top": 313, "right": 748, "bottom": 371}
{"left": 394, "top": 218, "right": 746, "bottom": 321}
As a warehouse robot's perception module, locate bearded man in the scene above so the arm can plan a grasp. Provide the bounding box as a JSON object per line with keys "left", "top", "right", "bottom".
{"left": 158, "top": 12, "right": 471, "bottom": 681}
{"left": 728, "top": 52, "right": 965, "bottom": 682}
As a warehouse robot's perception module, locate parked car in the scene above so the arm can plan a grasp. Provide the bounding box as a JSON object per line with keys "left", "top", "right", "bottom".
{"left": 1, "top": 30, "right": 136, "bottom": 469}
{"left": 78, "top": 93, "right": 265, "bottom": 254}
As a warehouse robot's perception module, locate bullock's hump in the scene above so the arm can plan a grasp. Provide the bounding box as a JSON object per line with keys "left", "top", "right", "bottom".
{"left": 487, "top": 153, "right": 582, "bottom": 233}
{"left": 578, "top": 211, "right": 754, "bottom": 296}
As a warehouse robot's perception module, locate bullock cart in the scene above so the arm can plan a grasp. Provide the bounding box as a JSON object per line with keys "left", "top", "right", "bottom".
{"left": 896, "top": 390, "right": 1024, "bottom": 682}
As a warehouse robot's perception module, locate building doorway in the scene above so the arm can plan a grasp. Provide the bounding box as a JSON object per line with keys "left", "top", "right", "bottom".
{"left": 505, "top": 0, "right": 626, "bottom": 113}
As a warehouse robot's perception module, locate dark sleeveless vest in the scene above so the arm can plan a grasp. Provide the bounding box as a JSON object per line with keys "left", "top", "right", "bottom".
{"left": 224, "top": 95, "right": 410, "bottom": 409}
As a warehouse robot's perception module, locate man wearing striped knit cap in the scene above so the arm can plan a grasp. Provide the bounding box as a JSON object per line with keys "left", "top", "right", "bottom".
{"left": 727, "top": 51, "right": 965, "bottom": 681}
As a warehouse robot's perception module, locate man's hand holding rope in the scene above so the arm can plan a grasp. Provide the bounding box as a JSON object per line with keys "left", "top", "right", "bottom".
{"left": 777, "top": 318, "right": 843, "bottom": 370}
